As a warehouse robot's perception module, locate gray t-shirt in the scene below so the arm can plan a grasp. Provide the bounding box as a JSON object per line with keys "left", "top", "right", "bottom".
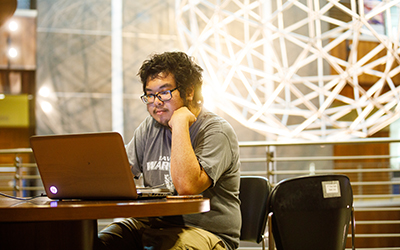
{"left": 126, "top": 109, "right": 241, "bottom": 250}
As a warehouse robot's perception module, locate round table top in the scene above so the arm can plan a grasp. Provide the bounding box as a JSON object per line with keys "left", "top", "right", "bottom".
{"left": 0, "top": 196, "right": 210, "bottom": 222}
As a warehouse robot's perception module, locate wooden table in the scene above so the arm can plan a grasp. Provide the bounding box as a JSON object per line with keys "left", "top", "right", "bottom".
{"left": 0, "top": 196, "right": 210, "bottom": 250}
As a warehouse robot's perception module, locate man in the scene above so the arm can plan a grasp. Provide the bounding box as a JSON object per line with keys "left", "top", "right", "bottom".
{"left": 98, "top": 51, "right": 241, "bottom": 250}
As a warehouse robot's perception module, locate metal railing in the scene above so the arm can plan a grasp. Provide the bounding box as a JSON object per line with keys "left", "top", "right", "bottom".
{"left": 239, "top": 138, "right": 400, "bottom": 181}
{"left": 0, "top": 148, "right": 43, "bottom": 197}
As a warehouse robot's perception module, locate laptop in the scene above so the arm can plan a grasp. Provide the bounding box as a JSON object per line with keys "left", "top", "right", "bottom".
{"left": 30, "top": 132, "right": 173, "bottom": 200}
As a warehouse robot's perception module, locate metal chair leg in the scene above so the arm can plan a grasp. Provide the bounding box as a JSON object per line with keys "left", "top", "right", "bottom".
{"left": 268, "top": 212, "right": 274, "bottom": 250}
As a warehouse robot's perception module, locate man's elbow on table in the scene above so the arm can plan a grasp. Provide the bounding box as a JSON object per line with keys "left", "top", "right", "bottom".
{"left": 174, "top": 176, "right": 212, "bottom": 195}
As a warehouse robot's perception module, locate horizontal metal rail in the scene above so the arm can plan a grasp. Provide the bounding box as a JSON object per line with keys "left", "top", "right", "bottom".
{"left": 270, "top": 155, "right": 398, "bottom": 161}
{"left": 0, "top": 148, "right": 32, "bottom": 154}
{"left": 354, "top": 194, "right": 400, "bottom": 199}
{"left": 268, "top": 169, "right": 400, "bottom": 174}
{"left": 15, "top": 174, "right": 42, "bottom": 180}
{"left": 239, "top": 138, "right": 400, "bottom": 147}
{"left": 0, "top": 186, "right": 44, "bottom": 191}
{"left": 239, "top": 169, "right": 400, "bottom": 179}
{"left": 355, "top": 234, "right": 400, "bottom": 238}
{"left": 351, "top": 181, "right": 400, "bottom": 186}
{"left": 356, "top": 220, "right": 400, "bottom": 225}
{"left": 354, "top": 207, "right": 400, "bottom": 212}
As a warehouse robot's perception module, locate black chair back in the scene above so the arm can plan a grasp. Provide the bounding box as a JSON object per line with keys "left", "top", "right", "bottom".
{"left": 268, "top": 174, "right": 354, "bottom": 250}
{"left": 239, "top": 176, "right": 271, "bottom": 246}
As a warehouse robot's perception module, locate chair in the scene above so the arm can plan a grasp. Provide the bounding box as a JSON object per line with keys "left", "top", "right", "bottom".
{"left": 239, "top": 176, "right": 271, "bottom": 250}
{"left": 267, "top": 174, "right": 355, "bottom": 250}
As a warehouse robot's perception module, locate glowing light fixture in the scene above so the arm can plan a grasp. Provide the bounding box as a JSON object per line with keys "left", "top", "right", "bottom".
{"left": 39, "top": 86, "right": 51, "bottom": 97}
{"left": 40, "top": 101, "right": 53, "bottom": 113}
{"left": 8, "top": 20, "right": 18, "bottom": 31}
{"left": 8, "top": 47, "right": 18, "bottom": 58}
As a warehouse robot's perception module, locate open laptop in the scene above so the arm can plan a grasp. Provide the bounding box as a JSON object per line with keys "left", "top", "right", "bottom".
{"left": 30, "top": 132, "right": 173, "bottom": 200}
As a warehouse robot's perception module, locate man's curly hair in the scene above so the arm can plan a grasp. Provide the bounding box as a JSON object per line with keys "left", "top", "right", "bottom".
{"left": 138, "top": 51, "right": 204, "bottom": 108}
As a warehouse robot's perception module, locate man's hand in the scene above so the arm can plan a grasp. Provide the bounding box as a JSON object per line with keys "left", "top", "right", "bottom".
{"left": 168, "top": 107, "right": 197, "bottom": 129}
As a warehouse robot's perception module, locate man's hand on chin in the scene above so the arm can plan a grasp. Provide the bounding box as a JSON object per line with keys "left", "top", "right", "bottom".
{"left": 168, "top": 107, "right": 197, "bottom": 130}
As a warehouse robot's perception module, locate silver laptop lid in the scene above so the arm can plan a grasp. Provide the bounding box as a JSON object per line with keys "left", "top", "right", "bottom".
{"left": 30, "top": 132, "right": 139, "bottom": 200}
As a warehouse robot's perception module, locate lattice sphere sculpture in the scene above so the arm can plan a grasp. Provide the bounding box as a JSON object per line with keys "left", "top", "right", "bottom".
{"left": 176, "top": 0, "right": 400, "bottom": 140}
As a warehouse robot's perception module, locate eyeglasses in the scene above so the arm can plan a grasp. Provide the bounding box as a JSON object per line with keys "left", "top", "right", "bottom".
{"left": 140, "top": 87, "right": 178, "bottom": 104}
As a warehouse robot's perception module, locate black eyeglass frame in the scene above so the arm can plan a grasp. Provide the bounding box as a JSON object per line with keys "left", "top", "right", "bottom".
{"left": 140, "top": 87, "right": 178, "bottom": 104}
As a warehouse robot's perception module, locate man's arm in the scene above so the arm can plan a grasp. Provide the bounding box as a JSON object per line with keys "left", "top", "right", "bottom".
{"left": 168, "top": 107, "right": 212, "bottom": 195}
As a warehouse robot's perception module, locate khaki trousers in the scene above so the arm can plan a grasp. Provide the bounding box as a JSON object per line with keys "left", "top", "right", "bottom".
{"left": 98, "top": 217, "right": 227, "bottom": 250}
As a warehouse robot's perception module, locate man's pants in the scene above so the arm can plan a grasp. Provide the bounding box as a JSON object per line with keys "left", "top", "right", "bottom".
{"left": 97, "top": 217, "right": 227, "bottom": 250}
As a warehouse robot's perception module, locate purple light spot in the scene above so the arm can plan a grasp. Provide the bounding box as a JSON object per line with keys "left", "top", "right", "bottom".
{"left": 50, "top": 186, "right": 58, "bottom": 194}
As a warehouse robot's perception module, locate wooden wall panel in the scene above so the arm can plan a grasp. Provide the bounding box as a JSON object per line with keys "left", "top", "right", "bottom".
{"left": 0, "top": 15, "right": 36, "bottom": 69}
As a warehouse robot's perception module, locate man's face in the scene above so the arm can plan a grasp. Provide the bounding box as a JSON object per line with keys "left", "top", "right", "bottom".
{"left": 145, "top": 73, "right": 185, "bottom": 127}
